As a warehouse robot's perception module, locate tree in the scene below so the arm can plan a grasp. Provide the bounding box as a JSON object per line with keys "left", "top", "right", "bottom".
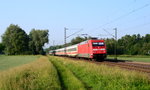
{"left": 2, "top": 24, "right": 29, "bottom": 55}
{"left": 140, "top": 43, "right": 150, "bottom": 55}
{"left": 29, "top": 29, "right": 49, "bottom": 55}
{"left": 144, "top": 34, "right": 150, "bottom": 43}
{"left": 0, "top": 43, "right": 5, "bottom": 54}
{"left": 71, "top": 36, "right": 87, "bottom": 45}
{"left": 47, "top": 33, "right": 150, "bottom": 55}
{"left": 105, "top": 38, "right": 115, "bottom": 55}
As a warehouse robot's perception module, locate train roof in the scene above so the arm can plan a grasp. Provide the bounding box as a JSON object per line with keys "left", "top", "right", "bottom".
{"left": 54, "top": 39, "right": 105, "bottom": 51}
{"left": 55, "top": 44, "right": 78, "bottom": 51}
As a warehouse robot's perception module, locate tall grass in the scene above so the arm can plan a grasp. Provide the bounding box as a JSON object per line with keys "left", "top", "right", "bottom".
{"left": 0, "top": 56, "right": 61, "bottom": 90}
{"left": 49, "top": 56, "right": 150, "bottom": 90}
{"left": 49, "top": 56, "right": 85, "bottom": 90}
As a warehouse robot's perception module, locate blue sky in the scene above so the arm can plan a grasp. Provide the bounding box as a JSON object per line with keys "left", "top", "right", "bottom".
{"left": 0, "top": 0, "right": 150, "bottom": 47}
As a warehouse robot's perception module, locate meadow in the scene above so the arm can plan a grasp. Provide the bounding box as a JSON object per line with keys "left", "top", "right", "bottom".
{"left": 107, "top": 55, "right": 150, "bottom": 62}
{"left": 0, "top": 55, "right": 150, "bottom": 90}
{"left": 0, "top": 55, "right": 40, "bottom": 71}
{"left": 0, "top": 56, "right": 61, "bottom": 90}
{"left": 48, "top": 56, "right": 150, "bottom": 90}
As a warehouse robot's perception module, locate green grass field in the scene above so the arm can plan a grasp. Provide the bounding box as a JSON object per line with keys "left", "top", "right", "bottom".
{"left": 50, "top": 56, "right": 85, "bottom": 90}
{"left": 48, "top": 56, "right": 150, "bottom": 90}
{"left": 0, "top": 55, "right": 150, "bottom": 90}
{"left": 0, "top": 55, "right": 40, "bottom": 71}
{"left": 107, "top": 55, "right": 150, "bottom": 62}
{"left": 0, "top": 56, "right": 61, "bottom": 90}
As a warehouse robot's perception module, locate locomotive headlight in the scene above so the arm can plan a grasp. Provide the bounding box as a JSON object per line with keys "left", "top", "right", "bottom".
{"left": 93, "top": 48, "right": 105, "bottom": 51}
{"left": 100, "top": 48, "right": 106, "bottom": 50}
{"left": 93, "top": 49, "right": 98, "bottom": 51}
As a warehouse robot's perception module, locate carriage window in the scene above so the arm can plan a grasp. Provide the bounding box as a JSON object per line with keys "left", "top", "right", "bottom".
{"left": 67, "top": 48, "right": 77, "bottom": 52}
{"left": 92, "top": 42, "right": 105, "bottom": 46}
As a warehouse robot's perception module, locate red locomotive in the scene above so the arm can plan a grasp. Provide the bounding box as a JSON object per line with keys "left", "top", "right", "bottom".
{"left": 50, "top": 39, "right": 107, "bottom": 60}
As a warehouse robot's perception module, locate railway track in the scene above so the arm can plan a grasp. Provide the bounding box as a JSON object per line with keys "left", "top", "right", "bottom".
{"left": 64, "top": 57, "right": 150, "bottom": 74}
{"left": 98, "top": 61, "right": 150, "bottom": 73}
{"left": 92, "top": 59, "right": 150, "bottom": 74}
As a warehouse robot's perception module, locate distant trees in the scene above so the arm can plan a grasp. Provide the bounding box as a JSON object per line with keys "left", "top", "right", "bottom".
{"left": 48, "top": 34, "right": 150, "bottom": 55}
{"left": 0, "top": 43, "right": 5, "bottom": 54}
{"left": 29, "top": 29, "right": 49, "bottom": 55}
{"left": 105, "top": 38, "right": 116, "bottom": 55}
{"left": 1, "top": 24, "right": 150, "bottom": 55}
{"left": 106, "top": 34, "right": 150, "bottom": 55}
{"left": 1, "top": 24, "right": 49, "bottom": 55}
{"left": 71, "top": 36, "right": 88, "bottom": 45}
{"left": 2, "top": 24, "right": 29, "bottom": 55}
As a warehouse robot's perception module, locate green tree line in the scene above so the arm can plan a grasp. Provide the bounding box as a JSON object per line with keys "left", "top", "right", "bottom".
{"left": 0, "top": 24, "right": 48, "bottom": 55}
{"left": 106, "top": 34, "right": 150, "bottom": 55}
{"left": 1, "top": 24, "right": 149, "bottom": 55}
{"left": 47, "top": 34, "right": 150, "bottom": 55}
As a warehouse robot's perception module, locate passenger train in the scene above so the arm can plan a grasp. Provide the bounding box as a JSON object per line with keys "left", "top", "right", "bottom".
{"left": 49, "top": 39, "right": 107, "bottom": 60}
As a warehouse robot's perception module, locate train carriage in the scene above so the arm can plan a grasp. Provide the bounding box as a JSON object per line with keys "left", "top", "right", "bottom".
{"left": 66, "top": 44, "right": 78, "bottom": 56}
{"left": 51, "top": 38, "right": 107, "bottom": 60}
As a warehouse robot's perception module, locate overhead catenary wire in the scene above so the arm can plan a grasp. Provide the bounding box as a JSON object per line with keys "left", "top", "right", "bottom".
{"left": 103, "top": 29, "right": 115, "bottom": 37}
{"left": 117, "top": 13, "right": 150, "bottom": 27}
{"left": 66, "top": 29, "right": 83, "bottom": 38}
{"left": 123, "top": 21, "right": 150, "bottom": 30}
{"left": 91, "top": 3, "right": 150, "bottom": 31}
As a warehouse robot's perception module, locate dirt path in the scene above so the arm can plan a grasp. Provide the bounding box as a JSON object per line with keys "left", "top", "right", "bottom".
{"left": 48, "top": 56, "right": 86, "bottom": 90}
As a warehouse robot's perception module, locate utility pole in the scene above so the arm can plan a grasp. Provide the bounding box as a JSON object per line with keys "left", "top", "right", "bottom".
{"left": 64, "top": 27, "right": 83, "bottom": 55}
{"left": 64, "top": 27, "right": 68, "bottom": 55}
{"left": 114, "top": 28, "right": 117, "bottom": 60}
{"left": 53, "top": 40, "right": 55, "bottom": 50}
{"left": 53, "top": 40, "right": 55, "bottom": 46}
{"left": 103, "top": 28, "right": 118, "bottom": 60}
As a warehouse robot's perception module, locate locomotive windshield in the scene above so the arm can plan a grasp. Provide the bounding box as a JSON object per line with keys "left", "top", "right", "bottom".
{"left": 92, "top": 42, "right": 105, "bottom": 46}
